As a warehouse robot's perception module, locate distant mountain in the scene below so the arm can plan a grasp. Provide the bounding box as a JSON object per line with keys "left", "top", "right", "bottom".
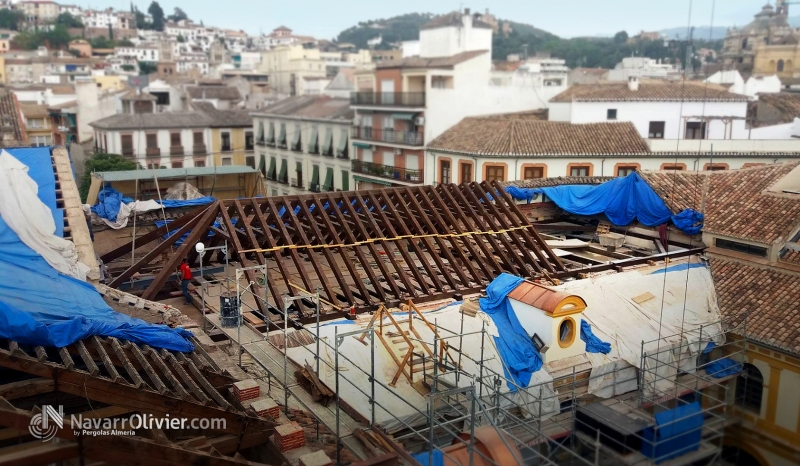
{"left": 659, "top": 26, "right": 727, "bottom": 41}
{"left": 335, "top": 13, "right": 558, "bottom": 51}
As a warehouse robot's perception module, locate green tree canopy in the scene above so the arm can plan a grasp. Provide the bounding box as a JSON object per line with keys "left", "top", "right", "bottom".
{"left": 148, "top": 1, "right": 165, "bottom": 31}
{"left": 0, "top": 9, "right": 25, "bottom": 31}
{"left": 138, "top": 61, "right": 158, "bottom": 75}
{"left": 79, "top": 153, "right": 138, "bottom": 202}
{"left": 613, "top": 31, "right": 629, "bottom": 44}
{"left": 55, "top": 12, "right": 84, "bottom": 28}
{"left": 168, "top": 7, "right": 188, "bottom": 22}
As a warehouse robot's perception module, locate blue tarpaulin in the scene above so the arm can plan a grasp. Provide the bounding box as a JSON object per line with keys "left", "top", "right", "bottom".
{"left": 580, "top": 319, "right": 611, "bottom": 354}
{"left": 650, "top": 263, "right": 706, "bottom": 275}
{"left": 155, "top": 219, "right": 218, "bottom": 247}
{"left": 479, "top": 273, "right": 543, "bottom": 390}
{"left": 641, "top": 401, "right": 703, "bottom": 463}
{"left": 412, "top": 450, "right": 444, "bottom": 466}
{"left": 91, "top": 185, "right": 215, "bottom": 221}
{"left": 0, "top": 148, "right": 194, "bottom": 352}
{"left": 504, "top": 174, "right": 704, "bottom": 235}
{"left": 705, "top": 358, "right": 742, "bottom": 378}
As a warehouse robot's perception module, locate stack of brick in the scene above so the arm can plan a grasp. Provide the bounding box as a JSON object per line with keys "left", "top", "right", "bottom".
{"left": 272, "top": 422, "right": 306, "bottom": 452}
{"left": 232, "top": 379, "right": 260, "bottom": 402}
{"left": 248, "top": 398, "right": 280, "bottom": 420}
{"left": 298, "top": 450, "right": 333, "bottom": 466}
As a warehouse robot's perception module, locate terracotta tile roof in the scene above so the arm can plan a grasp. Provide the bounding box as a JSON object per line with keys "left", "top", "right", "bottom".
{"left": 642, "top": 163, "right": 800, "bottom": 243}
{"left": 476, "top": 109, "right": 548, "bottom": 121}
{"left": 550, "top": 81, "right": 749, "bottom": 103}
{"left": 756, "top": 92, "right": 800, "bottom": 123}
{"left": 253, "top": 95, "right": 353, "bottom": 121}
{"left": 781, "top": 249, "right": 800, "bottom": 265}
{"left": 376, "top": 50, "right": 488, "bottom": 69}
{"left": 90, "top": 112, "right": 212, "bottom": 130}
{"left": 508, "top": 280, "right": 573, "bottom": 313}
{"left": 421, "top": 11, "right": 493, "bottom": 30}
{"left": 0, "top": 90, "right": 26, "bottom": 144}
{"left": 187, "top": 86, "right": 242, "bottom": 101}
{"left": 493, "top": 60, "right": 524, "bottom": 72}
{"left": 19, "top": 103, "right": 49, "bottom": 119}
{"left": 571, "top": 67, "right": 610, "bottom": 76}
{"left": 504, "top": 176, "right": 613, "bottom": 189}
{"left": 192, "top": 101, "right": 252, "bottom": 127}
{"left": 710, "top": 257, "right": 800, "bottom": 355}
{"left": 427, "top": 117, "right": 650, "bottom": 156}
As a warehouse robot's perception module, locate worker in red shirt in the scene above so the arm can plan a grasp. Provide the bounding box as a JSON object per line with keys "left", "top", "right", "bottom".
{"left": 179, "top": 258, "right": 193, "bottom": 305}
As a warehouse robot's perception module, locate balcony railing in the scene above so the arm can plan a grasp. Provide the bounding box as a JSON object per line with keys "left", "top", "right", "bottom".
{"left": 350, "top": 92, "right": 426, "bottom": 107}
{"left": 351, "top": 127, "right": 424, "bottom": 146}
{"left": 121, "top": 148, "right": 134, "bottom": 158}
{"left": 291, "top": 177, "right": 304, "bottom": 189}
{"left": 256, "top": 138, "right": 266, "bottom": 147}
{"left": 309, "top": 182, "right": 321, "bottom": 193}
{"left": 146, "top": 147, "right": 160, "bottom": 157}
{"left": 193, "top": 143, "right": 207, "bottom": 154}
{"left": 170, "top": 146, "right": 184, "bottom": 156}
{"left": 221, "top": 144, "right": 232, "bottom": 152}
{"left": 351, "top": 160, "right": 423, "bottom": 183}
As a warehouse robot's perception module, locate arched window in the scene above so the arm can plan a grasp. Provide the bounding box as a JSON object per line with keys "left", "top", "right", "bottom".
{"left": 735, "top": 363, "right": 763, "bottom": 411}
{"left": 778, "top": 59, "right": 785, "bottom": 72}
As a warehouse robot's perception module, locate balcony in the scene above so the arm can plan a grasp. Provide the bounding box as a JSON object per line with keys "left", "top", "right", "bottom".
{"left": 193, "top": 143, "right": 207, "bottom": 154}
{"left": 121, "top": 148, "right": 134, "bottom": 158}
{"left": 309, "top": 182, "right": 321, "bottom": 193}
{"left": 265, "top": 138, "right": 276, "bottom": 147}
{"left": 169, "top": 146, "right": 184, "bottom": 156}
{"left": 146, "top": 147, "right": 161, "bottom": 157}
{"left": 350, "top": 92, "right": 426, "bottom": 107}
{"left": 352, "top": 160, "right": 423, "bottom": 184}
{"left": 256, "top": 138, "right": 266, "bottom": 147}
{"left": 291, "top": 177, "right": 304, "bottom": 189}
{"left": 352, "top": 127, "right": 424, "bottom": 146}
{"left": 221, "top": 144, "right": 232, "bottom": 152}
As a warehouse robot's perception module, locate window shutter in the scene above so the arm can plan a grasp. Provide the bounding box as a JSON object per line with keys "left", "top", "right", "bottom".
{"left": 323, "top": 167, "right": 334, "bottom": 190}
{"left": 341, "top": 170, "right": 350, "bottom": 191}
{"left": 268, "top": 156, "right": 276, "bottom": 179}
{"left": 278, "top": 159, "right": 287, "bottom": 181}
{"left": 337, "top": 128, "right": 348, "bottom": 154}
{"left": 308, "top": 127, "right": 318, "bottom": 153}
{"left": 311, "top": 165, "right": 320, "bottom": 187}
{"left": 323, "top": 128, "right": 333, "bottom": 153}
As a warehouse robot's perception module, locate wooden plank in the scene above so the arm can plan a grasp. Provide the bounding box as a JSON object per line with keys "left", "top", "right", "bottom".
{"left": 33, "top": 347, "right": 47, "bottom": 362}
{"left": 129, "top": 344, "right": 168, "bottom": 395}
{"left": 109, "top": 338, "right": 144, "bottom": 388}
{"left": 0, "top": 441, "right": 78, "bottom": 466}
{"left": 58, "top": 347, "right": 74, "bottom": 370}
{"left": 91, "top": 336, "right": 123, "bottom": 383}
{"left": 75, "top": 341, "right": 100, "bottom": 376}
{"left": 0, "top": 379, "right": 54, "bottom": 400}
{"left": 162, "top": 350, "right": 211, "bottom": 406}
{"left": 143, "top": 345, "right": 191, "bottom": 401}
{"left": 182, "top": 358, "right": 231, "bottom": 411}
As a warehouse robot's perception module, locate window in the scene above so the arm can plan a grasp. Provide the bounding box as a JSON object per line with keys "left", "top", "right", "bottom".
{"left": 715, "top": 238, "right": 768, "bottom": 257}
{"left": 570, "top": 166, "right": 589, "bottom": 177}
{"left": 661, "top": 163, "right": 686, "bottom": 171}
{"left": 486, "top": 166, "right": 505, "bottom": 182}
{"left": 735, "top": 364, "right": 763, "bottom": 412}
{"left": 245, "top": 155, "right": 255, "bottom": 168}
{"left": 170, "top": 132, "right": 181, "bottom": 147}
{"left": 777, "top": 59, "right": 785, "bottom": 72}
{"left": 648, "top": 121, "right": 665, "bottom": 139}
{"left": 245, "top": 131, "right": 254, "bottom": 150}
{"left": 171, "top": 160, "right": 183, "bottom": 168}
{"left": 121, "top": 134, "right": 133, "bottom": 155}
{"left": 27, "top": 118, "right": 45, "bottom": 128}
{"left": 194, "top": 160, "right": 206, "bottom": 167}
{"left": 221, "top": 132, "right": 231, "bottom": 152}
{"left": 146, "top": 133, "right": 157, "bottom": 148}
{"left": 606, "top": 109, "right": 617, "bottom": 120}
{"left": 461, "top": 163, "right": 473, "bottom": 183}
{"left": 221, "top": 157, "right": 232, "bottom": 166}
{"left": 685, "top": 122, "right": 706, "bottom": 140}
{"left": 440, "top": 160, "right": 451, "bottom": 184}
{"left": 705, "top": 163, "right": 728, "bottom": 171}
{"left": 616, "top": 165, "right": 637, "bottom": 177}
{"left": 30, "top": 135, "right": 50, "bottom": 147}
{"left": 193, "top": 131, "right": 204, "bottom": 146}
{"left": 523, "top": 166, "right": 543, "bottom": 180}
{"left": 558, "top": 318, "right": 576, "bottom": 348}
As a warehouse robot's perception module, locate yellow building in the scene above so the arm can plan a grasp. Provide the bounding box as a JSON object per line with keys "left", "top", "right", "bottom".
{"left": 193, "top": 102, "right": 256, "bottom": 168}
{"left": 92, "top": 75, "right": 127, "bottom": 91}
{"left": 258, "top": 44, "right": 327, "bottom": 96}
{"left": 753, "top": 42, "right": 800, "bottom": 79}
{"left": 19, "top": 103, "right": 54, "bottom": 146}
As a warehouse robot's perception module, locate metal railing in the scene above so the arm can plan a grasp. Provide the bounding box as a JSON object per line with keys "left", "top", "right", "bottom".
{"left": 350, "top": 92, "right": 426, "bottom": 107}
{"left": 290, "top": 177, "right": 304, "bottom": 188}
{"left": 221, "top": 144, "right": 232, "bottom": 152}
{"left": 169, "top": 146, "right": 184, "bottom": 156}
{"left": 352, "top": 127, "right": 424, "bottom": 146}
{"left": 192, "top": 143, "right": 207, "bottom": 154}
{"left": 309, "top": 182, "right": 321, "bottom": 193}
{"left": 145, "top": 147, "right": 160, "bottom": 157}
{"left": 351, "top": 159, "right": 423, "bottom": 183}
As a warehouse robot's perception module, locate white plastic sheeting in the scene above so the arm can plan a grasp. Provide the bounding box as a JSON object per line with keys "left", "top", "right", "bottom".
{"left": 556, "top": 262, "right": 724, "bottom": 397}
{"left": 0, "top": 150, "right": 90, "bottom": 281}
{"left": 99, "top": 200, "right": 162, "bottom": 229}
{"left": 286, "top": 305, "right": 559, "bottom": 434}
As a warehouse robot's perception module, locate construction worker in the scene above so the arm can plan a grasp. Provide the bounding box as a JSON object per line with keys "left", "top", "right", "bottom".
{"left": 179, "top": 258, "right": 193, "bottom": 305}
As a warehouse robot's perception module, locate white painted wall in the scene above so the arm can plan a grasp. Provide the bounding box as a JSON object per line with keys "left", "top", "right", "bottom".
{"left": 419, "top": 13, "right": 492, "bottom": 58}
{"left": 100, "top": 127, "right": 211, "bottom": 166}
{"left": 563, "top": 101, "right": 749, "bottom": 139}
{"left": 646, "top": 138, "right": 800, "bottom": 152}
{"left": 775, "top": 369, "right": 800, "bottom": 433}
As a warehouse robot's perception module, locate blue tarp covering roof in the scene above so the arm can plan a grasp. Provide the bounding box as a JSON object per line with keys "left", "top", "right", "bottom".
{"left": 0, "top": 148, "right": 194, "bottom": 352}
{"left": 580, "top": 319, "right": 611, "bottom": 354}
{"left": 641, "top": 401, "right": 703, "bottom": 463}
{"left": 505, "top": 173, "right": 704, "bottom": 235}
{"left": 91, "top": 185, "right": 215, "bottom": 222}
{"left": 479, "top": 273, "right": 543, "bottom": 391}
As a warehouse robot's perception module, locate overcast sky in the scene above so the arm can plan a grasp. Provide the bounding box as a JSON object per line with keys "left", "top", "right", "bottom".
{"left": 89, "top": 1, "right": 768, "bottom": 39}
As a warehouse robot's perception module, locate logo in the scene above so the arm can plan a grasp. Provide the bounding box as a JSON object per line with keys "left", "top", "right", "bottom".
{"left": 29, "top": 405, "right": 63, "bottom": 441}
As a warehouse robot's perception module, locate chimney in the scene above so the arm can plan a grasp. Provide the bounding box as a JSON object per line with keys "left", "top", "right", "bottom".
{"left": 464, "top": 8, "right": 470, "bottom": 15}
{"left": 628, "top": 75, "right": 639, "bottom": 91}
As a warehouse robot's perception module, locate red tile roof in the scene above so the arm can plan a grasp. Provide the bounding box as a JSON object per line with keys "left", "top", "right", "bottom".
{"left": 427, "top": 117, "right": 650, "bottom": 156}
{"left": 710, "top": 256, "right": 800, "bottom": 355}
{"left": 508, "top": 280, "right": 575, "bottom": 314}
{"left": 642, "top": 163, "right": 800, "bottom": 243}
{"left": 550, "top": 81, "right": 749, "bottom": 103}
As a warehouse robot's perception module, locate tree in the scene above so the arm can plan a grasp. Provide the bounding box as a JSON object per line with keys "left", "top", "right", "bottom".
{"left": 55, "top": 12, "right": 84, "bottom": 28}
{"left": 148, "top": 1, "right": 165, "bottom": 31}
{"left": 118, "top": 38, "right": 134, "bottom": 47}
{"left": 0, "top": 9, "right": 25, "bottom": 31}
{"left": 177, "top": 34, "right": 185, "bottom": 43}
{"left": 135, "top": 9, "right": 149, "bottom": 30}
{"left": 121, "top": 64, "right": 135, "bottom": 71}
{"left": 613, "top": 31, "right": 629, "bottom": 44}
{"left": 79, "top": 153, "right": 138, "bottom": 202}
{"left": 138, "top": 61, "right": 158, "bottom": 75}
{"left": 168, "top": 7, "right": 188, "bottom": 22}
{"left": 46, "top": 25, "right": 72, "bottom": 49}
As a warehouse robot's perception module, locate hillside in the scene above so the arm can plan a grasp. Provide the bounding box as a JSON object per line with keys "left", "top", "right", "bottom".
{"left": 336, "top": 13, "right": 434, "bottom": 49}
{"left": 659, "top": 26, "right": 727, "bottom": 40}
